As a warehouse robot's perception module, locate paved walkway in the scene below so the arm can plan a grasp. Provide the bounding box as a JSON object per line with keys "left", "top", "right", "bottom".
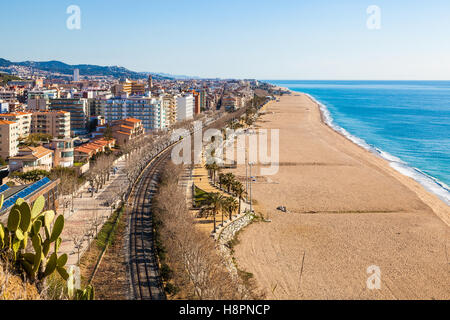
{"left": 59, "top": 155, "right": 128, "bottom": 266}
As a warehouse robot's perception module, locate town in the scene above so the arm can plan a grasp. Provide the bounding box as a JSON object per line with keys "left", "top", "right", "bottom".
{"left": 0, "top": 60, "right": 287, "bottom": 300}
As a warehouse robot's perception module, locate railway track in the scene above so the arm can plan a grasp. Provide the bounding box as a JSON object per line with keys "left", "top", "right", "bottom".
{"left": 127, "top": 109, "right": 250, "bottom": 300}
{"left": 129, "top": 148, "right": 171, "bottom": 300}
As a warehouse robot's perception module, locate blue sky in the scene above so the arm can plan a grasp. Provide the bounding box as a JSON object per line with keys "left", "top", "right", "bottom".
{"left": 1, "top": 0, "right": 449, "bottom": 79}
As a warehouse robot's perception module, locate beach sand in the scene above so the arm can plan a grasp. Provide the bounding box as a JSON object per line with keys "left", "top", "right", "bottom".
{"left": 232, "top": 93, "right": 450, "bottom": 300}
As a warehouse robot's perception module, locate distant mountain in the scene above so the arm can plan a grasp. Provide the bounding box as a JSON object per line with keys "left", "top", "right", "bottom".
{"left": 145, "top": 72, "right": 201, "bottom": 80}
{"left": 0, "top": 58, "right": 173, "bottom": 80}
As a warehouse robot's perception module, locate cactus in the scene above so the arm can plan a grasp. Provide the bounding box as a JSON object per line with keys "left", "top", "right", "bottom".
{"left": 31, "top": 196, "right": 45, "bottom": 219}
{"left": 19, "top": 202, "right": 32, "bottom": 232}
{"left": 0, "top": 223, "right": 5, "bottom": 249}
{"left": 75, "top": 285, "right": 95, "bottom": 300}
{"left": 7, "top": 209, "right": 21, "bottom": 231}
{"left": 50, "top": 215, "right": 64, "bottom": 242}
{"left": 0, "top": 195, "right": 69, "bottom": 284}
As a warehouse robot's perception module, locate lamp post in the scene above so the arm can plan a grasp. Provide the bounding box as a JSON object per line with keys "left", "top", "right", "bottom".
{"left": 249, "top": 162, "right": 253, "bottom": 213}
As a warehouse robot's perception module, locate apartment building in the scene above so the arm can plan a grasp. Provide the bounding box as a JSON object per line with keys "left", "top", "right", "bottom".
{"left": 0, "top": 112, "right": 32, "bottom": 139}
{"left": 31, "top": 110, "right": 71, "bottom": 138}
{"left": 49, "top": 98, "right": 89, "bottom": 134}
{"left": 0, "top": 120, "right": 19, "bottom": 159}
{"left": 0, "top": 91, "right": 16, "bottom": 103}
{"left": 110, "top": 118, "right": 145, "bottom": 146}
{"left": 176, "top": 94, "right": 194, "bottom": 121}
{"left": 162, "top": 95, "right": 177, "bottom": 127}
{"left": 222, "top": 95, "right": 238, "bottom": 111}
{"left": 192, "top": 90, "right": 206, "bottom": 115}
{"left": 111, "top": 80, "right": 145, "bottom": 97}
{"left": 99, "top": 97, "right": 166, "bottom": 131}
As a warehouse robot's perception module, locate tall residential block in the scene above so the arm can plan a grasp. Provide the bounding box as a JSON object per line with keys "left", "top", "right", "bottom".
{"left": 73, "top": 69, "right": 80, "bottom": 82}
{"left": 163, "top": 95, "right": 177, "bottom": 127}
{"left": 176, "top": 94, "right": 194, "bottom": 121}
{"left": 49, "top": 98, "right": 89, "bottom": 134}
{"left": 0, "top": 120, "right": 19, "bottom": 159}
{"left": 31, "top": 111, "right": 71, "bottom": 138}
{"left": 0, "top": 112, "right": 32, "bottom": 139}
{"left": 99, "top": 97, "right": 166, "bottom": 131}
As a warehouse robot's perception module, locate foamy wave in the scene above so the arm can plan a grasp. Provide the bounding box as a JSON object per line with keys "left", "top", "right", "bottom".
{"left": 304, "top": 93, "right": 450, "bottom": 206}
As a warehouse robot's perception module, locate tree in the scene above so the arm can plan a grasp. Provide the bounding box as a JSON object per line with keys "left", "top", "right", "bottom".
{"left": 50, "top": 166, "right": 79, "bottom": 215}
{"left": 231, "top": 181, "right": 246, "bottom": 215}
{"left": 202, "top": 192, "right": 225, "bottom": 233}
{"left": 209, "top": 163, "right": 220, "bottom": 185}
{"left": 223, "top": 196, "right": 238, "bottom": 221}
{"left": 218, "top": 173, "right": 226, "bottom": 190}
{"left": 103, "top": 124, "right": 113, "bottom": 141}
{"left": 10, "top": 169, "right": 50, "bottom": 183}
{"left": 223, "top": 172, "right": 235, "bottom": 193}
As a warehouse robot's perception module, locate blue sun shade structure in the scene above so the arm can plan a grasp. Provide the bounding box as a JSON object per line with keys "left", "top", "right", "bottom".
{"left": 0, "top": 184, "right": 9, "bottom": 194}
{"left": 0, "top": 177, "right": 52, "bottom": 213}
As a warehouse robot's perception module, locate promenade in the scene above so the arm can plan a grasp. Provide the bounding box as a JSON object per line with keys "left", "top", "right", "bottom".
{"left": 59, "top": 156, "right": 128, "bottom": 266}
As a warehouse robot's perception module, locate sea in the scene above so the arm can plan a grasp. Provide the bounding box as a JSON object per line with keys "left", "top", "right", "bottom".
{"left": 268, "top": 80, "right": 450, "bottom": 206}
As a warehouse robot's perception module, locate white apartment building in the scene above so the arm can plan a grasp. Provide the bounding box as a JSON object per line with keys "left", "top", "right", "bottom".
{"left": 0, "top": 120, "right": 19, "bottom": 159}
{"left": 176, "top": 94, "right": 194, "bottom": 121}
{"left": 99, "top": 96, "right": 166, "bottom": 131}
{"left": 73, "top": 69, "right": 80, "bottom": 82}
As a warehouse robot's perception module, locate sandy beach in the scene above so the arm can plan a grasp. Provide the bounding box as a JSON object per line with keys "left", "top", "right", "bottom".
{"left": 231, "top": 93, "right": 450, "bottom": 300}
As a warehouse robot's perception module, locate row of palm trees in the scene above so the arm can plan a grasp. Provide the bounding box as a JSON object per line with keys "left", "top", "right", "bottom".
{"left": 205, "top": 164, "right": 248, "bottom": 215}
{"left": 201, "top": 165, "right": 249, "bottom": 233}
{"left": 200, "top": 192, "right": 239, "bottom": 233}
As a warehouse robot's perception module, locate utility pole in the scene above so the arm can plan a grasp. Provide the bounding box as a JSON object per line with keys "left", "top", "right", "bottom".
{"left": 245, "top": 150, "right": 248, "bottom": 198}
{"left": 249, "top": 162, "right": 253, "bottom": 213}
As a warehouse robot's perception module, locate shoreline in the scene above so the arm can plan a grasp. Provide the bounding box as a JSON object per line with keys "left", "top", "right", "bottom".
{"left": 300, "top": 90, "right": 450, "bottom": 208}
{"left": 292, "top": 90, "right": 449, "bottom": 225}
{"left": 231, "top": 93, "right": 449, "bottom": 299}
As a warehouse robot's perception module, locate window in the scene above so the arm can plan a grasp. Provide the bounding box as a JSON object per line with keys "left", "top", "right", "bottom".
{"left": 61, "top": 151, "right": 73, "bottom": 158}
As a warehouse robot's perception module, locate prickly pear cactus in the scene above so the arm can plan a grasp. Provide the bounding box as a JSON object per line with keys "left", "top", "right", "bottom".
{"left": 0, "top": 195, "right": 69, "bottom": 283}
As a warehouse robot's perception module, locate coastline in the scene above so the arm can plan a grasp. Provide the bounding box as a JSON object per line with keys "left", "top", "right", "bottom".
{"left": 298, "top": 90, "right": 450, "bottom": 225}
{"left": 303, "top": 91, "right": 450, "bottom": 207}
{"left": 231, "top": 93, "right": 449, "bottom": 299}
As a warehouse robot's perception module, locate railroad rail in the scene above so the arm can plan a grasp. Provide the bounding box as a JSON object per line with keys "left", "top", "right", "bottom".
{"left": 128, "top": 148, "right": 172, "bottom": 300}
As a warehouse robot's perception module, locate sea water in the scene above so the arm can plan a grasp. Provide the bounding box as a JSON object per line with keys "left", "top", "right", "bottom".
{"left": 268, "top": 80, "right": 450, "bottom": 205}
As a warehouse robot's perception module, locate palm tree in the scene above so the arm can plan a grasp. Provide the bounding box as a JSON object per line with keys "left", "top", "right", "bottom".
{"left": 218, "top": 173, "right": 226, "bottom": 190}
{"left": 231, "top": 181, "right": 246, "bottom": 214}
{"left": 203, "top": 192, "right": 225, "bottom": 233}
{"left": 210, "top": 162, "right": 220, "bottom": 185}
{"left": 223, "top": 197, "right": 239, "bottom": 221}
{"left": 224, "top": 172, "right": 235, "bottom": 193}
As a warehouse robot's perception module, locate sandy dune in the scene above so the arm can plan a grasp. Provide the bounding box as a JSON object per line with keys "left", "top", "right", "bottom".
{"left": 232, "top": 94, "right": 449, "bottom": 300}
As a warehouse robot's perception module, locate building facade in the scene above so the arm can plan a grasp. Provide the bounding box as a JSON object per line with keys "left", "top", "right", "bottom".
{"left": 0, "top": 112, "right": 32, "bottom": 139}
{"left": 176, "top": 94, "right": 194, "bottom": 121}
{"left": 99, "top": 97, "right": 166, "bottom": 131}
{"left": 31, "top": 110, "right": 71, "bottom": 138}
{"left": 162, "top": 95, "right": 177, "bottom": 127}
{"left": 47, "top": 137, "right": 75, "bottom": 168}
{"left": 9, "top": 146, "right": 53, "bottom": 172}
{"left": 0, "top": 120, "right": 19, "bottom": 159}
{"left": 49, "top": 98, "right": 89, "bottom": 134}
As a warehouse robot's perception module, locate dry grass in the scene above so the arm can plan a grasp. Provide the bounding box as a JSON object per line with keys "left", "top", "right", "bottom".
{"left": 0, "top": 260, "right": 40, "bottom": 300}
{"left": 78, "top": 208, "right": 129, "bottom": 300}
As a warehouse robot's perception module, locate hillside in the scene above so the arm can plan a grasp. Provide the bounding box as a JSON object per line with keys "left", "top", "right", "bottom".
{"left": 0, "top": 58, "right": 172, "bottom": 80}
{"left": 0, "top": 72, "right": 21, "bottom": 85}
